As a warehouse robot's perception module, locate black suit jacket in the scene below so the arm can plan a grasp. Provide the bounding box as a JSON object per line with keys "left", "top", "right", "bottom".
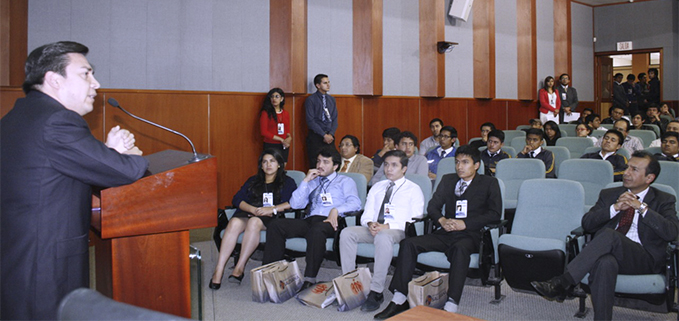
{"left": 427, "top": 173, "right": 502, "bottom": 240}
{"left": 556, "top": 85, "right": 579, "bottom": 110}
{"left": 1, "top": 91, "right": 149, "bottom": 320}
{"left": 582, "top": 186, "right": 679, "bottom": 272}
{"left": 612, "top": 82, "right": 628, "bottom": 110}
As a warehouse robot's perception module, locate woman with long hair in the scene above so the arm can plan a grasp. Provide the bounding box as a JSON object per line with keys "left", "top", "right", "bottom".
{"left": 538, "top": 76, "right": 561, "bottom": 124}
{"left": 259, "top": 88, "right": 291, "bottom": 165}
{"left": 543, "top": 121, "right": 562, "bottom": 146}
{"left": 209, "top": 149, "right": 296, "bottom": 289}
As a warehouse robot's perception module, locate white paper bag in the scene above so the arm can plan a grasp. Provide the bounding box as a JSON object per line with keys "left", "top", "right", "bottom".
{"left": 296, "top": 281, "right": 337, "bottom": 309}
{"left": 332, "top": 267, "right": 372, "bottom": 312}
{"left": 407, "top": 271, "right": 449, "bottom": 309}
{"left": 262, "top": 260, "right": 303, "bottom": 303}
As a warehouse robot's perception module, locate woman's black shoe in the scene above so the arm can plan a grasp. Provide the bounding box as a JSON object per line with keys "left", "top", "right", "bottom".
{"left": 228, "top": 274, "right": 244, "bottom": 285}
{"left": 209, "top": 280, "right": 221, "bottom": 290}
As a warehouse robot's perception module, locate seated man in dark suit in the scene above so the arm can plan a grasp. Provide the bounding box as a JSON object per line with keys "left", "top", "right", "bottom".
{"left": 601, "top": 106, "right": 625, "bottom": 125}
{"left": 469, "top": 122, "right": 496, "bottom": 151}
{"left": 581, "top": 130, "right": 628, "bottom": 181}
{"left": 531, "top": 151, "right": 679, "bottom": 320}
{"left": 517, "top": 128, "right": 556, "bottom": 178}
{"left": 481, "top": 129, "right": 511, "bottom": 177}
{"left": 655, "top": 131, "right": 679, "bottom": 162}
{"left": 374, "top": 145, "right": 502, "bottom": 319}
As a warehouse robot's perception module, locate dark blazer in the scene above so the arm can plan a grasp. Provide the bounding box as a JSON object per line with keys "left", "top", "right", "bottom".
{"left": 427, "top": 173, "right": 502, "bottom": 240}
{"left": 1, "top": 91, "right": 149, "bottom": 320}
{"left": 580, "top": 151, "right": 628, "bottom": 181}
{"left": 304, "top": 90, "right": 338, "bottom": 137}
{"left": 582, "top": 186, "right": 679, "bottom": 272}
{"left": 612, "top": 82, "right": 628, "bottom": 110}
{"left": 556, "top": 84, "right": 579, "bottom": 110}
{"left": 517, "top": 149, "right": 556, "bottom": 178}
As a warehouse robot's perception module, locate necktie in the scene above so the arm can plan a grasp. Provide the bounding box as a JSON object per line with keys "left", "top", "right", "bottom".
{"left": 530, "top": 151, "right": 535, "bottom": 158}
{"left": 456, "top": 181, "right": 467, "bottom": 197}
{"left": 377, "top": 182, "right": 395, "bottom": 224}
{"left": 322, "top": 95, "right": 330, "bottom": 123}
{"left": 615, "top": 207, "right": 635, "bottom": 235}
{"left": 441, "top": 150, "right": 446, "bottom": 158}
{"left": 340, "top": 160, "right": 350, "bottom": 172}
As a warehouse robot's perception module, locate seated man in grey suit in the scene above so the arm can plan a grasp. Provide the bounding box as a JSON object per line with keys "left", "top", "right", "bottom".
{"left": 532, "top": 151, "right": 678, "bottom": 321}
{"left": 370, "top": 131, "right": 428, "bottom": 185}
{"left": 339, "top": 150, "right": 424, "bottom": 312}
{"left": 338, "top": 135, "right": 374, "bottom": 182}
{"left": 375, "top": 145, "right": 502, "bottom": 319}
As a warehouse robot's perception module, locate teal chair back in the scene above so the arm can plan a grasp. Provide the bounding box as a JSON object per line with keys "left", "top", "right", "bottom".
{"left": 558, "top": 159, "right": 614, "bottom": 210}
{"left": 495, "top": 159, "right": 545, "bottom": 210}
{"left": 544, "top": 146, "right": 571, "bottom": 177}
{"left": 287, "top": 170, "right": 306, "bottom": 186}
{"left": 504, "top": 130, "right": 526, "bottom": 145}
{"left": 406, "top": 173, "right": 432, "bottom": 214}
{"left": 560, "top": 124, "right": 577, "bottom": 137}
{"left": 555, "top": 137, "right": 594, "bottom": 159}
{"left": 645, "top": 146, "right": 662, "bottom": 155}
{"left": 628, "top": 129, "right": 656, "bottom": 147}
{"left": 340, "top": 172, "right": 368, "bottom": 210}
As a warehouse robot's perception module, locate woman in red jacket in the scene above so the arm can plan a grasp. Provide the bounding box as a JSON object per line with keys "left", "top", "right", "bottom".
{"left": 539, "top": 76, "right": 561, "bottom": 124}
{"left": 259, "top": 88, "right": 291, "bottom": 165}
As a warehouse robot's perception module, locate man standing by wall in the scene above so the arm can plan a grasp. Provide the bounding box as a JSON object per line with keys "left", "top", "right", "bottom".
{"left": 556, "top": 73, "right": 579, "bottom": 123}
{"left": 1, "top": 41, "right": 149, "bottom": 320}
{"left": 305, "top": 74, "right": 338, "bottom": 168}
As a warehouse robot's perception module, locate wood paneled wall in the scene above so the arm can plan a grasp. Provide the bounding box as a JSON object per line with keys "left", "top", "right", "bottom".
{"left": 0, "top": 0, "right": 27, "bottom": 87}
{"left": 4, "top": 87, "right": 667, "bottom": 207}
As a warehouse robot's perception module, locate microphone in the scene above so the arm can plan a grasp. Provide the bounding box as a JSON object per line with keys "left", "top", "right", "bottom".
{"left": 107, "top": 97, "right": 208, "bottom": 163}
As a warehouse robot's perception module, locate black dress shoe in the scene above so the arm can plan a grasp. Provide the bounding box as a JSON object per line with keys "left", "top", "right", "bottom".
{"left": 374, "top": 301, "right": 409, "bottom": 320}
{"left": 208, "top": 280, "right": 221, "bottom": 290}
{"left": 531, "top": 276, "right": 573, "bottom": 303}
{"left": 299, "top": 281, "right": 314, "bottom": 292}
{"left": 361, "top": 291, "right": 384, "bottom": 312}
{"left": 228, "top": 274, "right": 244, "bottom": 285}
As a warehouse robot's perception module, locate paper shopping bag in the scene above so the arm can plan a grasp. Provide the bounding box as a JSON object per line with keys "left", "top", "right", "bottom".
{"left": 332, "top": 267, "right": 371, "bottom": 311}
{"left": 262, "top": 259, "right": 303, "bottom": 303}
{"left": 407, "top": 271, "right": 449, "bottom": 309}
{"left": 296, "top": 281, "right": 337, "bottom": 308}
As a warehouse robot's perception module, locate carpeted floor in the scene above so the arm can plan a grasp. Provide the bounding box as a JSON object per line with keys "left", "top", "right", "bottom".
{"left": 192, "top": 240, "right": 677, "bottom": 321}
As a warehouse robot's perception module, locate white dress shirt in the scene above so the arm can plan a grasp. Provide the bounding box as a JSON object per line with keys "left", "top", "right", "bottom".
{"left": 360, "top": 176, "right": 424, "bottom": 231}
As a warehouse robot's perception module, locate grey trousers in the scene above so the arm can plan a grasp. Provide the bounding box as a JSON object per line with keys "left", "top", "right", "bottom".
{"left": 339, "top": 226, "right": 405, "bottom": 293}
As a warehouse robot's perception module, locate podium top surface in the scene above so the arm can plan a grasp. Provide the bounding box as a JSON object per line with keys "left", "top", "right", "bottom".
{"left": 144, "top": 150, "right": 211, "bottom": 176}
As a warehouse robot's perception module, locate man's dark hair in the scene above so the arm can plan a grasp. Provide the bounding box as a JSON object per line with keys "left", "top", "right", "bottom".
{"left": 396, "top": 131, "right": 418, "bottom": 146}
{"left": 313, "top": 73, "right": 328, "bottom": 85}
{"left": 585, "top": 113, "right": 600, "bottom": 125}
{"left": 429, "top": 118, "right": 444, "bottom": 127}
{"left": 626, "top": 74, "right": 636, "bottom": 81}
{"left": 382, "top": 127, "right": 401, "bottom": 141}
{"left": 648, "top": 68, "right": 658, "bottom": 76}
{"left": 529, "top": 118, "right": 542, "bottom": 126}
{"left": 317, "top": 147, "right": 341, "bottom": 168}
{"left": 669, "top": 120, "right": 679, "bottom": 128}
{"left": 559, "top": 73, "right": 570, "bottom": 80}
{"left": 526, "top": 128, "right": 544, "bottom": 137}
{"left": 440, "top": 126, "right": 458, "bottom": 138}
{"left": 340, "top": 135, "right": 361, "bottom": 153}
{"left": 604, "top": 129, "right": 624, "bottom": 146}
{"left": 637, "top": 72, "right": 646, "bottom": 80}
{"left": 22, "top": 41, "right": 89, "bottom": 94}
{"left": 614, "top": 118, "right": 631, "bottom": 133}
{"left": 456, "top": 144, "right": 481, "bottom": 164}
{"left": 383, "top": 150, "right": 408, "bottom": 168}
{"left": 583, "top": 108, "right": 594, "bottom": 114}
{"left": 609, "top": 106, "right": 624, "bottom": 114}
{"left": 480, "top": 122, "right": 496, "bottom": 131}
{"left": 614, "top": 73, "right": 624, "bottom": 79}
{"left": 488, "top": 129, "right": 505, "bottom": 143}
{"left": 661, "top": 131, "right": 679, "bottom": 143}
{"left": 647, "top": 103, "right": 659, "bottom": 110}
{"left": 631, "top": 150, "right": 660, "bottom": 184}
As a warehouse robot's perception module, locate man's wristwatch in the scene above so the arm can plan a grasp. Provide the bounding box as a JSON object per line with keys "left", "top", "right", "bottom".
{"left": 637, "top": 202, "right": 648, "bottom": 215}
{"left": 272, "top": 207, "right": 278, "bottom": 216}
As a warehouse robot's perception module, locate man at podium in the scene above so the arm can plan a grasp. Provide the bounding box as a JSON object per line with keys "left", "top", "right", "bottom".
{"left": 1, "top": 41, "right": 149, "bottom": 320}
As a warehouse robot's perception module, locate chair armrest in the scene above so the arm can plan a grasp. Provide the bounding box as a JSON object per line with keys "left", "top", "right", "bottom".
{"left": 570, "top": 226, "right": 585, "bottom": 237}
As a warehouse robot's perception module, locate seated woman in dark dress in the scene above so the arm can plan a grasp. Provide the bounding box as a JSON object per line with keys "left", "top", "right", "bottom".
{"left": 209, "top": 149, "right": 297, "bottom": 289}
{"left": 543, "top": 120, "right": 562, "bottom": 146}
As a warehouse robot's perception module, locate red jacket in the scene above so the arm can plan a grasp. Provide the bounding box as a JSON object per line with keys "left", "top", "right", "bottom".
{"left": 539, "top": 88, "right": 561, "bottom": 114}
{"left": 260, "top": 110, "right": 290, "bottom": 144}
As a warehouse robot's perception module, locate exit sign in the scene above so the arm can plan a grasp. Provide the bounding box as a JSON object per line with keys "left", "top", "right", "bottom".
{"left": 617, "top": 41, "right": 633, "bottom": 51}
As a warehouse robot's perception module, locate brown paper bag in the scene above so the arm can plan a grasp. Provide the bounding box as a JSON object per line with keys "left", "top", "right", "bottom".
{"left": 332, "top": 267, "right": 372, "bottom": 311}
{"left": 296, "top": 281, "right": 337, "bottom": 308}
{"left": 262, "top": 259, "right": 303, "bottom": 303}
{"left": 407, "top": 271, "right": 449, "bottom": 309}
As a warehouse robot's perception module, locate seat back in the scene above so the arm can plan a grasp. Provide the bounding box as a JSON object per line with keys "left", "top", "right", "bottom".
{"left": 469, "top": 137, "right": 482, "bottom": 145}
{"left": 645, "top": 123, "right": 661, "bottom": 138}
{"left": 287, "top": 170, "right": 306, "bottom": 186}
{"left": 405, "top": 173, "right": 432, "bottom": 214}
{"left": 655, "top": 161, "right": 679, "bottom": 204}
{"left": 560, "top": 124, "right": 577, "bottom": 137}
{"left": 512, "top": 179, "right": 585, "bottom": 240}
{"left": 504, "top": 130, "right": 526, "bottom": 144}
{"left": 516, "top": 125, "right": 531, "bottom": 131}
{"left": 591, "top": 129, "right": 606, "bottom": 140}
{"left": 644, "top": 146, "right": 662, "bottom": 155}
{"left": 544, "top": 146, "right": 571, "bottom": 177}
{"left": 555, "top": 137, "right": 594, "bottom": 159}
{"left": 629, "top": 129, "right": 655, "bottom": 147}
{"left": 558, "top": 159, "right": 614, "bottom": 209}
{"left": 495, "top": 159, "right": 545, "bottom": 209}
{"left": 339, "top": 172, "right": 368, "bottom": 209}
{"left": 601, "top": 124, "right": 614, "bottom": 130}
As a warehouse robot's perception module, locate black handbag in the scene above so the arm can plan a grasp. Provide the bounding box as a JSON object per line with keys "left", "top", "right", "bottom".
{"left": 212, "top": 208, "right": 230, "bottom": 250}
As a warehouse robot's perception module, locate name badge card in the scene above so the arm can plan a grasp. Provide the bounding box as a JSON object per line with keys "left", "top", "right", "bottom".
{"left": 321, "top": 193, "right": 333, "bottom": 206}
{"left": 561, "top": 92, "right": 567, "bottom": 100}
{"left": 263, "top": 193, "right": 273, "bottom": 207}
{"left": 384, "top": 204, "right": 396, "bottom": 220}
{"left": 277, "top": 123, "right": 285, "bottom": 135}
{"left": 455, "top": 200, "right": 468, "bottom": 218}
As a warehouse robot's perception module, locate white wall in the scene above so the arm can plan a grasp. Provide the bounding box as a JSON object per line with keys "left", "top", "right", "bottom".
{"left": 571, "top": 2, "right": 594, "bottom": 101}
{"left": 535, "top": 0, "right": 555, "bottom": 89}
{"left": 444, "top": 1, "right": 474, "bottom": 98}
{"left": 383, "top": 0, "right": 419, "bottom": 96}
{"left": 495, "top": 0, "right": 518, "bottom": 100}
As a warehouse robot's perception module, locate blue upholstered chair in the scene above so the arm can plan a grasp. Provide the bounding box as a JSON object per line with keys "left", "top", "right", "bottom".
{"left": 629, "top": 129, "right": 656, "bottom": 148}
{"left": 544, "top": 146, "right": 571, "bottom": 177}
{"left": 498, "top": 179, "right": 585, "bottom": 293}
{"left": 557, "top": 159, "right": 614, "bottom": 211}
{"left": 555, "top": 137, "right": 594, "bottom": 159}
{"left": 495, "top": 159, "right": 545, "bottom": 210}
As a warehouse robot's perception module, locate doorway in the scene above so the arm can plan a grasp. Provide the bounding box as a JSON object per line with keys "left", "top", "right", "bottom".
{"left": 594, "top": 49, "right": 662, "bottom": 118}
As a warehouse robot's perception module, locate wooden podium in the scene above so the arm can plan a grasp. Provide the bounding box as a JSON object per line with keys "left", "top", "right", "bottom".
{"left": 90, "top": 150, "right": 217, "bottom": 318}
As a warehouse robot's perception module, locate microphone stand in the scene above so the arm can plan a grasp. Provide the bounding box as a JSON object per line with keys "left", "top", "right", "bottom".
{"left": 107, "top": 98, "right": 208, "bottom": 163}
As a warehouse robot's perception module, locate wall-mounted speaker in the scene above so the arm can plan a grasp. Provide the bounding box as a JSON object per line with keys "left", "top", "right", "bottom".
{"left": 448, "top": 0, "right": 474, "bottom": 22}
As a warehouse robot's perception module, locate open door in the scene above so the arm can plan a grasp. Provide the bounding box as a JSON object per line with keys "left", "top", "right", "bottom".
{"left": 596, "top": 56, "right": 613, "bottom": 118}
